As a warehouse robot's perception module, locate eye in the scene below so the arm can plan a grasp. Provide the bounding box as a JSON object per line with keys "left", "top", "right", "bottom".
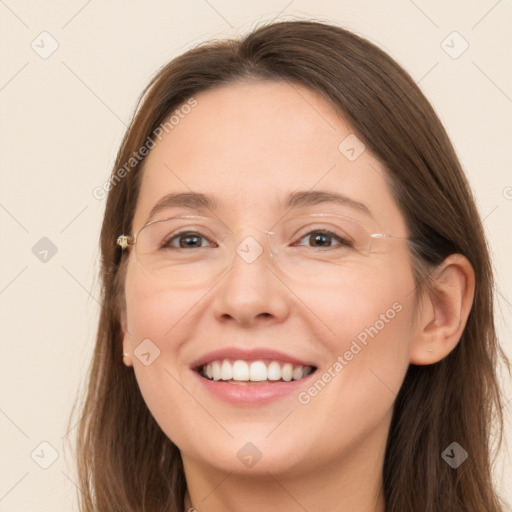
{"left": 162, "top": 231, "right": 214, "bottom": 249}
{"left": 295, "top": 230, "right": 353, "bottom": 249}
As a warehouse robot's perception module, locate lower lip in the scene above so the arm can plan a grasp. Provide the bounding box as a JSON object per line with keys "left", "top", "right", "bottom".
{"left": 192, "top": 369, "right": 317, "bottom": 405}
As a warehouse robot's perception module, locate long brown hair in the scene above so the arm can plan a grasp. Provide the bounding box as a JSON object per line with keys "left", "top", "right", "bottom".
{"left": 68, "top": 19, "right": 511, "bottom": 511}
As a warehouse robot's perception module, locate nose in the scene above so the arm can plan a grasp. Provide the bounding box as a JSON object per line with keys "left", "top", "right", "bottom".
{"left": 212, "top": 228, "right": 290, "bottom": 327}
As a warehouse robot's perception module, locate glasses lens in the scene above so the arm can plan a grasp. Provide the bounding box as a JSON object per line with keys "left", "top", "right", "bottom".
{"left": 265, "top": 213, "right": 373, "bottom": 284}
{"left": 135, "top": 216, "right": 233, "bottom": 284}
{"left": 133, "top": 213, "right": 382, "bottom": 285}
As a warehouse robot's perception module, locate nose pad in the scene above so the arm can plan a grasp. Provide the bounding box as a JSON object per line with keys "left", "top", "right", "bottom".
{"left": 231, "top": 225, "right": 277, "bottom": 266}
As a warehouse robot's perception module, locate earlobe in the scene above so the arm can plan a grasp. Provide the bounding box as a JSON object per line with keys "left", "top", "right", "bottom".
{"left": 410, "top": 254, "right": 475, "bottom": 365}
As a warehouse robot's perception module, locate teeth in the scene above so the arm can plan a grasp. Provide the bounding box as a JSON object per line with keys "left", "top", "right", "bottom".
{"left": 221, "top": 360, "right": 232, "bottom": 380}
{"left": 232, "top": 360, "right": 249, "bottom": 381}
{"left": 267, "top": 361, "right": 281, "bottom": 380}
{"left": 292, "top": 365, "right": 303, "bottom": 380}
{"left": 281, "top": 363, "right": 293, "bottom": 382}
{"left": 249, "top": 361, "right": 267, "bottom": 381}
{"left": 212, "top": 361, "right": 221, "bottom": 381}
{"left": 201, "top": 359, "right": 314, "bottom": 383}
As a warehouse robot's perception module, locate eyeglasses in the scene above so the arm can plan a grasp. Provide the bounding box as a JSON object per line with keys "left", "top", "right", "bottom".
{"left": 117, "top": 213, "right": 416, "bottom": 286}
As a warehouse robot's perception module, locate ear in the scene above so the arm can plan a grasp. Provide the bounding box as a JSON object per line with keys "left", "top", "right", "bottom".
{"left": 410, "top": 254, "right": 475, "bottom": 365}
{"left": 120, "top": 307, "right": 133, "bottom": 367}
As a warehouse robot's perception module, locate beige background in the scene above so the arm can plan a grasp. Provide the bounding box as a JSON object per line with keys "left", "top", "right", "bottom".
{"left": 1, "top": 1, "right": 511, "bottom": 510}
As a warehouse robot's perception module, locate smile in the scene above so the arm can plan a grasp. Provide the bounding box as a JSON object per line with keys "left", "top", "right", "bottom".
{"left": 198, "top": 359, "right": 316, "bottom": 383}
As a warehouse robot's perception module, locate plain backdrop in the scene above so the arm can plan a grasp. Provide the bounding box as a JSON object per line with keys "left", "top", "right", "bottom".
{"left": 1, "top": 1, "right": 511, "bottom": 510}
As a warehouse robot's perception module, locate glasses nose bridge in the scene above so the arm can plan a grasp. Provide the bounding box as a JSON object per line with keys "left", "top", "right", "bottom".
{"left": 228, "top": 224, "right": 279, "bottom": 262}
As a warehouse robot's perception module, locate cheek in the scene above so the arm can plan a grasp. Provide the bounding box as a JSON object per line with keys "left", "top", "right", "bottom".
{"left": 123, "top": 264, "right": 191, "bottom": 391}
{"left": 124, "top": 257, "right": 205, "bottom": 341}
{"left": 297, "top": 253, "right": 417, "bottom": 428}
{"left": 317, "top": 298, "right": 413, "bottom": 453}
{"left": 295, "top": 252, "right": 416, "bottom": 393}
{"left": 123, "top": 269, "right": 205, "bottom": 449}
{"left": 294, "top": 248, "right": 417, "bottom": 345}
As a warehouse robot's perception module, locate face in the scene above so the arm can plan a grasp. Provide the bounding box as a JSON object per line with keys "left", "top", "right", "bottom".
{"left": 121, "top": 80, "right": 421, "bottom": 477}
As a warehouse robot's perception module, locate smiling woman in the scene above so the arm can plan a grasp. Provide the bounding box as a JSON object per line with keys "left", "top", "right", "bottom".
{"left": 70, "top": 19, "right": 510, "bottom": 512}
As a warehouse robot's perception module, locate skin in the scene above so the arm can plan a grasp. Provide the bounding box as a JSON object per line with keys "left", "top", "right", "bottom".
{"left": 120, "top": 80, "right": 475, "bottom": 512}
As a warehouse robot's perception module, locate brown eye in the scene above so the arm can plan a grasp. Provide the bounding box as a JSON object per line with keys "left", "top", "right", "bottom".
{"left": 296, "top": 230, "right": 352, "bottom": 249}
{"left": 162, "top": 231, "right": 213, "bottom": 249}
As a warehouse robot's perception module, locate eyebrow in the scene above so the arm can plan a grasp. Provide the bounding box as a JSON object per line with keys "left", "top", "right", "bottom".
{"left": 146, "top": 190, "right": 373, "bottom": 223}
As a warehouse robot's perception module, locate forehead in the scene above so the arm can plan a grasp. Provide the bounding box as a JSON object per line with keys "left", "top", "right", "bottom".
{"left": 133, "top": 80, "right": 404, "bottom": 232}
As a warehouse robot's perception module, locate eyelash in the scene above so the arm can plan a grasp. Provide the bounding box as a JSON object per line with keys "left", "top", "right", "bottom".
{"left": 162, "top": 229, "right": 352, "bottom": 249}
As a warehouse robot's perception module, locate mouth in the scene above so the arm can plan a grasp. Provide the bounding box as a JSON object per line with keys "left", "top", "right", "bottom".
{"left": 194, "top": 359, "right": 318, "bottom": 385}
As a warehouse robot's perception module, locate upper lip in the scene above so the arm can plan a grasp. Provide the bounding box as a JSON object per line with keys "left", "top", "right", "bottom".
{"left": 190, "top": 347, "right": 317, "bottom": 370}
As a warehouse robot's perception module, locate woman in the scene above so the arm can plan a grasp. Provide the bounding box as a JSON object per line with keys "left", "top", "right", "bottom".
{"left": 71, "top": 19, "right": 511, "bottom": 511}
